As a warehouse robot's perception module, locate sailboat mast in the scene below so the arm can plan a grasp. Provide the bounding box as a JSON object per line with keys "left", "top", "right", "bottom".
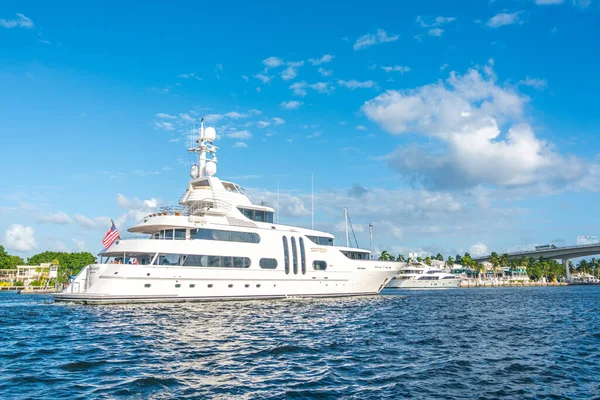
{"left": 344, "top": 207, "right": 349, "bottom": 247}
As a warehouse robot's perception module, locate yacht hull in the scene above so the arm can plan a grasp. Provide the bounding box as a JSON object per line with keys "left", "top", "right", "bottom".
{"left": 386, "top": 278, "right": 462, "bottom": 289}
{"left": 53, "top": 262, "right": 398, "bottom": 304}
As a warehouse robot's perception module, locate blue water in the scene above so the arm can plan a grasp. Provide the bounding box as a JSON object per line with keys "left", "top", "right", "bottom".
{"left": 1, "top": 287, "right": 599, "bottom": 399}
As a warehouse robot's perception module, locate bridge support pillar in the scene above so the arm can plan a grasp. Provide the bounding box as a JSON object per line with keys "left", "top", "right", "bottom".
{"left": 563, "top": 258, "right": 570, "bottom": 281}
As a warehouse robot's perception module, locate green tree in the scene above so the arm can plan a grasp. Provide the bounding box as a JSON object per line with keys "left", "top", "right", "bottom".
{"left": 446, "top": 255, "right": 454, "bottom": 268}
{"left": 435, "top": 253, "right": 444, "bottom": 261}
{"left": 397, "top": 254, "right": 407, "bottom": 262}
{"left": 0, "top": 246, "right": 25, "bottom": 269}
{"left": 378, "top": 251, "right": 395, "bottom": 261}
{"left": 424, "top": 256, "right": 432, "bottom": 265}
{"left": 455, "top": 254, "right": 463, "bottom": 265}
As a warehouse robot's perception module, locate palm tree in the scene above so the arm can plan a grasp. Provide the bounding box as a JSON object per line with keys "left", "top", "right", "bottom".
{"left": 397, "top": 254, "right": 407, "bottom": 262}
{"left": 424, "top": 256, "right": 432, "bottom": 266}
{"left": 378, "top": 251, "right": 395, "bottom": 261}
{"left": 446, "top": 255, "right": 454, "bottom": 268}
{"left": 435, "top": 253, "right": 444, "bottom": 261}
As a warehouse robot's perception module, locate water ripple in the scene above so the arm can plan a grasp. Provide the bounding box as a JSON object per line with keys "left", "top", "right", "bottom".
{"left": 1, "top": 287, "right": 600, "bottom": 399}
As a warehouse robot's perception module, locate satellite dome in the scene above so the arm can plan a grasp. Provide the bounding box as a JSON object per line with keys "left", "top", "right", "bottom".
{"left": 205, "top": 162, "right": 217, "bottom": 176}
{"left": 203, "top": 127, "right": 217, "bottom": 142}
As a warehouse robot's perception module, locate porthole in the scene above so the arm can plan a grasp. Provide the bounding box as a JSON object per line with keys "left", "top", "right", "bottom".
{"left": 228, "top": 284, "right": 233, "bottom": 288}
{"left": 175, "top": 284, "right": 181, "bottom": 288}
{"left": 146, "top": 273, "right": 150, "bottom": 276}
{"left": 144, "top": 284, "right": 151, "bottom": 288}
{"left": 208, "top": 284, "right": 213, "bottom": 288}
{"left": 245, "top": 284, "right": 249, "bottom": 288}
{"left": 114, "top": 272, "right": 118, "bottom": 275}
{"left": 256, "top": 284, "right": 261, "bottom": 288}
{"left": 189, "top": 284, "right": 195, "bottom": 288}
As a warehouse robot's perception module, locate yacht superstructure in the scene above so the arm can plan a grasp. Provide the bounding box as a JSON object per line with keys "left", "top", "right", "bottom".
{"left": 54, "top": 121, "right": 402, "bottom": 304}
{"left": 386, "top": 261, "right": 462, "bottom": 289}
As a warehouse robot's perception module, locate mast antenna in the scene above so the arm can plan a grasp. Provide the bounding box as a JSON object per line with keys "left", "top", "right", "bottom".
{"left": 311, "top": 174, "right": 314, "bottom": 230}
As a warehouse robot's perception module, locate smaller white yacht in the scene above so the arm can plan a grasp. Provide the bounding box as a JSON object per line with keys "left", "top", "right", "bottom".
{"left": 386, "top": 262, "right": 463, "bottom": 289}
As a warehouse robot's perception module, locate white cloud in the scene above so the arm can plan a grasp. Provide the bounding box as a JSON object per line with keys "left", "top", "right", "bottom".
{"left": 416, "top": 15, "right": 456, "bottom": 28}
{"left": 309, "top": 54, "right": 335, "bottom": 65}
{"left": 257, "top": 121, "right": 271, "bottom": 128}
{"left": 469, "top": 242, "right": 489, "bottom": 257}
{"left": 362, "top": 66, "right": 593, "bottom": 191}
{"left": 272, "top": 117, "right": 285, "bottom": 125}
{"left": 381, "top": 65, "right": 411, "bottom": 74}
{"left": 290, "top": 81, "right": 308, "bottom": 97}
{"left": 487, "top": 12, "right": 523, "bottom": 28}
{"left": 281, "top": 61, "right": 304, "bottom": 81}
{"left": 353, "top": 29, "right": 399, "bottom": 50}
{"left": 233, "top": 142, "right": 248, "bottom": 148}
{"left": 179, "top": 113, "right": 195, "bottom": 123}
{"left": 3, "top": 224, "right": 37, "bottom": 252}
{"left": 310, "top": 82, "right": 335, "bottom": 94}
{"left": 0, "top": 13, "right": 34, "bottom": 29}
{"left": 440, "top": 63, "right": 449, "bottom": 71}
{"left": 227, "top": 130, "right": 252, "bottom": 139}
{"left": 156, "top": 113, "right": 176, "bottom": 119}
{"left": 338, "top": 80, "right": 376, "bottom": 90}
{"left": 518, "top": 77, "right": 548, "bottom": 90}
{"left": 318, "top": 67, "right": 333, "bottom": 77}
{"left": 224, "top": 111, "right": 248, "bottom": 119}
{"left": 39, "top": 211, "right": 72, "bottom": 225}
{"left": 177, "top": 73, "right": 201, "bottom": 80}
{"left": 153, "top": 122, "right": 175, "bottom": 131}
{"left": 280, "top": 100, "right": 303, "bottom": 109}
{"left": 254, "top": 74, "right": 273, "bottom": 84}
{"left": 74, "top": 214, "right": 112, "bottom": 230}
{"left": 263, "top": 56, "right": 284, "bottom": 68}
{"left": 535, "top": 0, "right": 564, "bottom": 4}
{"left": 428, "top": 28, "right": 444, "bottom": 37}
{"left": 356, "top": 125, "right": 368, "bottom": 131}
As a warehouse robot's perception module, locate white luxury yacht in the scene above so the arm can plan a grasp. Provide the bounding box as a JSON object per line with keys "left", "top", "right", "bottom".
{"left": 386, "top": 261, "right": 463, "bottom": 289}
{"left": 54, "top": 121, "right": 402, "bottom": 304}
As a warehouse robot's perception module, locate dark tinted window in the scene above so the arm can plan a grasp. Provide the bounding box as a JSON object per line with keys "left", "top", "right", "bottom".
{"left": 291, "top": 237, "right": 298, "bottom": 275}
{"left": 174, "top": 229, "right": 186, "bottom": 240}
{"left": 299, "top": 238, "right": 306, "bottom": 275}
{"left": 313, "top": 261, "right": 327, "bottom": 271}
{"left": 191, "top": 228, "right": 259, "bottom": 243}
{"left": 283, "top": 236, "right": 289, "bottom": 275}
{"left": 259, "top": 258, "right": 278, "bottom": 269}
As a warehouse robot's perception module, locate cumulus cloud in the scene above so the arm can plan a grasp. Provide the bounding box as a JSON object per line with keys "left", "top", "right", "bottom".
{"left": 74, "top": 214, "right": 112, "bottom": 230}
{"left": 0, "top": 13, "right": 34, "bottom": 29}
{"left": 272, "top": 117, "right": 285, "bottom": 125}
{"left": 362, "top": 66, "right": 593, "bottom": 191}
{"left": 263, "top": 57, "right": 284, "bottom": 68}
{"left": 487, "top": 12, "right": 523, "bottom": 28}
{"left": 310, "top": 82, "right": 335, "bottom": 94}
{"left": 156, "top": 113, "right": 176, "bottom": 119}
{"left": 153, "top": 122, "right": 175, "bottom": 131}
{"left": 254, "top": 74, "right": 273, "bottom": 84}
{"left": 39, "top": 211, "right": 72, "bottom": 225}
{"left": 280, "top": 101, "right": 303, "bottom": 109}
{"left": 281, "top": 61, "right": 304, "bottom": 81}
{"left": 309, "top": 54, "right": 335, "bottom": 65}
{"left": 233, "top": 142, "right": 248, "bottom": 148}
{"left": 338, "top": 80, "right": 376, "bottom": 90}
{"left": 4, "top": 224, "right": 37, "bottom": 252}
{"left": 381, "top": 65, "right": 411, "bottom": 74}
{"left": 227, "top": 130, "right": 252, "bottom": 139}
{"left": 290, "top": 81, "right": 307, "bottom": 97}
{"left": 353, "top": 29, "right": 399, "bottom": 50}
{"left": 469, "top": 242, "right": 489, "bottom": 257}
{"left": 318, "top": 67, "right": 333, "bottom": 77}
{"left": 518, "top": 77, "right": 548, "bottom": 90}
{"left": 428, "top": 28, "right": 444, "bottom": 37}
{"left": 535, "top": 0, "right": 563, "bottom": 4}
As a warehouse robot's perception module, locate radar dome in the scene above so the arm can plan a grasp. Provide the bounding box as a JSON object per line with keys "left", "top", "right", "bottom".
{"left": 205, "top": 162, "right": 217, "bottom": 176}
{"left": 203, "top": 127, "right": 217, "bottom": 142}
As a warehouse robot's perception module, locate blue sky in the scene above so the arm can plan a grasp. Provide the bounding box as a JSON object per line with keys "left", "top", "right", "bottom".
{"left": 1, "top": 0, "right": 599, "bottom": 259}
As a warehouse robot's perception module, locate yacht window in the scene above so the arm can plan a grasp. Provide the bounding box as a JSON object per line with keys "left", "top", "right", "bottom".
{"left": 191, "top": 228, "right": 260, "bottom": 244}
{"left": 152, "top": 233, "right": 159, "bottom": 240}
{"left": 180, "top": 255, "right": 251, "bottom": 268}
{"left": 259, "top": 258, "right": 278, "bottom": 269}
{"left": 159, "top": 230, "right": 165, "bottom": 240}
{"left": 266, "top": 212, "right": 274, "bottom": 223}
{"left": 291, "top": 237, "right": 298, "bottom": 275}
{"left": 299, "top": 238, "right": 306, "bottom": 275}
{"left": 254, "top": 211, "right": 265, "bottom": 222}
{"left": 174, "top": 229, "right": 186, "bottom": 240}
{"left": 307, "top": 236, "right": 334, "bottom": 246}
{"left": 283, "top": 236, "right": 290, "bottom": 275}
{"left": 165, "top": 229, "right": 173, "bottom": 240}
{"left": 313, "top": 261, "right": 327, "bottom": 271}
{"left": 159, "top": 253, "right": 181, "bottom": 265}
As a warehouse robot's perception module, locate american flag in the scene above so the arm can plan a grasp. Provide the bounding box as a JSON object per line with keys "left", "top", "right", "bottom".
{"left": 102, "top": 220, "right": 120, "bottom": 249}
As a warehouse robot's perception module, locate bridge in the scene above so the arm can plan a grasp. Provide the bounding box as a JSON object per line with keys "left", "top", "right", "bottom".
{"left": 474, "top": 243, "right": 600, "bottom": 280}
